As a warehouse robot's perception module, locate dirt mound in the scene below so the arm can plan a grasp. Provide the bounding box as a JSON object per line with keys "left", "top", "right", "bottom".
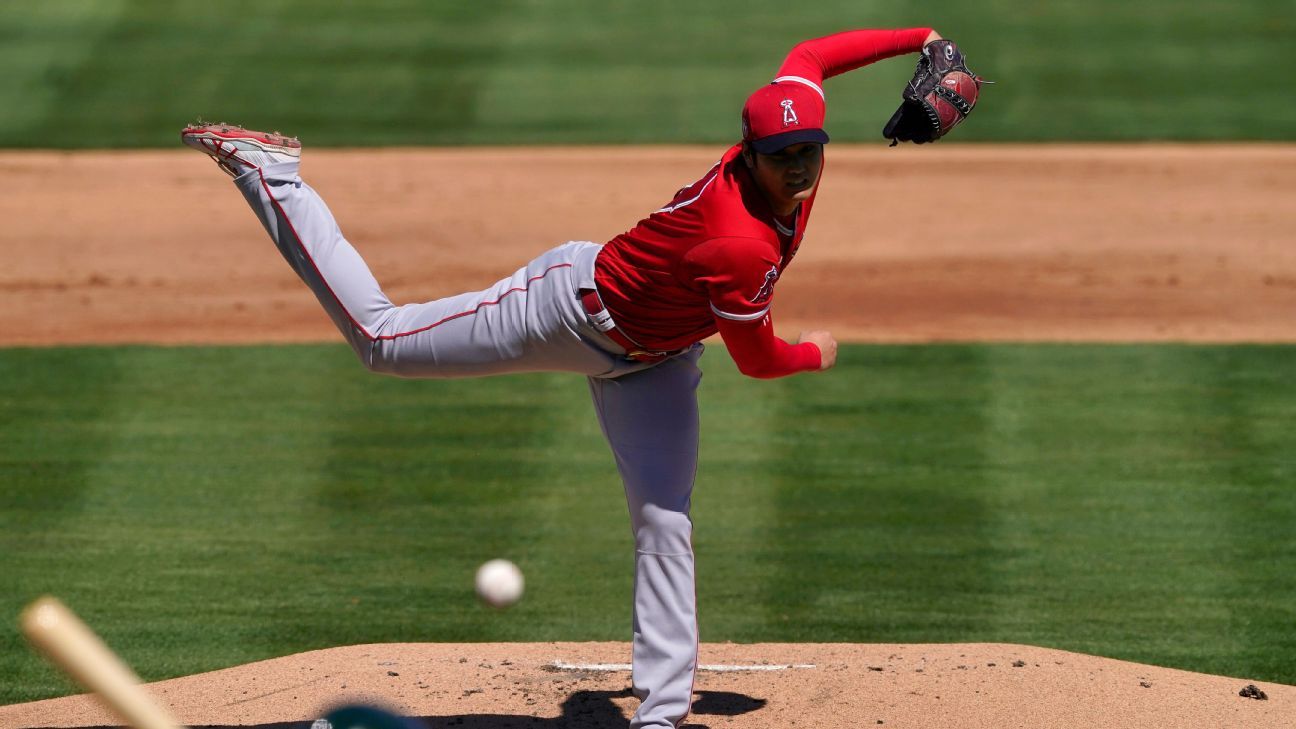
{"left": 2, "top": 145, "right": 1293, "bottom": 346}
{"left": 0, "top": 642, "right": 1289, "bottom": 729}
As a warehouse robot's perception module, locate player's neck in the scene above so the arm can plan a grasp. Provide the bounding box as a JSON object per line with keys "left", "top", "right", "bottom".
{"left": 757, "top": 190, "right": 799, "bottom": 217}
{"left": 770, "top": 201, "right": 798, "bottom": 217}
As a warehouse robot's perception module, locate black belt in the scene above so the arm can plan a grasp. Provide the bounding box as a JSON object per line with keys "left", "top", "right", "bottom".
{"left": 579, "top": 289, "right": 684, "bottom": 363}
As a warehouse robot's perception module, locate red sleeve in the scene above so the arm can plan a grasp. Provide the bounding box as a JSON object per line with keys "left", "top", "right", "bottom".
{"left": 686, "top": 237, "right": 819, "bottom": 377}
{"left": 775, "top": 28, "right": 932, "bottom": 86}
{"left": 716, "top": 314, "right": 821, "bottom": 379}
{"left": 686, "top": 237, "right": 782, "bottom": 323}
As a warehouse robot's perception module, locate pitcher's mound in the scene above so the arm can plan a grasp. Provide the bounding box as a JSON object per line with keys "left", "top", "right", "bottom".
{"left": 0, "top": 642, "right": 1288, "bottom": 729}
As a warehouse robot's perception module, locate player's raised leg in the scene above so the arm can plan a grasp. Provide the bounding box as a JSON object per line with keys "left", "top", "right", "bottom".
{"left": 181, "top": 123, "right": 616, "bottom": 378}
{"left": 588, "top": 345, "right": 705, "bottom": 729}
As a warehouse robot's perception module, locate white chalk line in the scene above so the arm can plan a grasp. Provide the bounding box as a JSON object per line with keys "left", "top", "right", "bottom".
{"left": 551, "top": 661, "right": 815, "bottom": 672}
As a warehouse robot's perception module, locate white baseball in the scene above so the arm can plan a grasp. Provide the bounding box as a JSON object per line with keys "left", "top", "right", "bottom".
{"left": 475, "top": 559, "right": 524, "bottom": 608}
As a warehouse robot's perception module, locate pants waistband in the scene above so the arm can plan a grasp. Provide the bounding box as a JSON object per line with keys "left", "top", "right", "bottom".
{"left": 578, "top": 289, "right": 684, "bottom": 364}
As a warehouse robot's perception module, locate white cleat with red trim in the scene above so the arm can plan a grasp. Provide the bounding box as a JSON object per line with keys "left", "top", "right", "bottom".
{"left": 180, "top": 122, "right": 301, "bottom": 177}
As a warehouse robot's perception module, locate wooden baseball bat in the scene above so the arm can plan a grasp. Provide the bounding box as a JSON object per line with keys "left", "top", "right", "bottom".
{"left": 20, "top": 596, "right": 186, "bottom": 729}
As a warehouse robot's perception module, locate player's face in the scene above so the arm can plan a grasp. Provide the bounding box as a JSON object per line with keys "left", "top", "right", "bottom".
{"left": 750, "top": 142, "right": 824, "bottom": 214}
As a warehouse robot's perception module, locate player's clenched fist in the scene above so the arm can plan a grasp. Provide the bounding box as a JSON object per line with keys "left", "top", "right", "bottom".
{"left": 797, "top": 331, "right": 838, "bottom": 370}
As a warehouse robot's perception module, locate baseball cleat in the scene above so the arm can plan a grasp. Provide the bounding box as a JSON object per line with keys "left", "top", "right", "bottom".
{"left": 180, "top": 122, "right": 301, "bottom": 177}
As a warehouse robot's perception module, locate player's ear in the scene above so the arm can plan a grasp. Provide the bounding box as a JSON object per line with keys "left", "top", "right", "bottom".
{"left": 741, "top": 142, "right": 755, "bottom": 169}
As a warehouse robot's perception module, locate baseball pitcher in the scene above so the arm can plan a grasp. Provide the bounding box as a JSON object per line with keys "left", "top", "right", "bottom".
{"left": 182, "top": 26, "right": 982, "bottom": 729}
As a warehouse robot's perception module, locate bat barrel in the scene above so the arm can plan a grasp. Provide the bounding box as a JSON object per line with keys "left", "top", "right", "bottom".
{"left": 20, "top": 596, "right": 186, "bottom": 729}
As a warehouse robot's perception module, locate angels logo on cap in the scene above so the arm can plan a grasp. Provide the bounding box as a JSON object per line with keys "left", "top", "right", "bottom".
{"left": 742, "top": 77, "right": 829, "bottom": 154}
{"left": 781, "top": 99, "right": 799, "bottom": 127}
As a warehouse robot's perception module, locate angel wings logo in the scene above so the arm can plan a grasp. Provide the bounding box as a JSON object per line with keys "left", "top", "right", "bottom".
{"left": 781, "top": 99, "right": 798, "bottom": 127}
{"left": 751, "top": 265, "right": 780, "bottom": 304}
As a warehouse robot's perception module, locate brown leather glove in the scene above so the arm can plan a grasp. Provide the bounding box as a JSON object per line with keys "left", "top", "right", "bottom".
{"left": 883, "top": 40, "right": 985, "bottom": 145}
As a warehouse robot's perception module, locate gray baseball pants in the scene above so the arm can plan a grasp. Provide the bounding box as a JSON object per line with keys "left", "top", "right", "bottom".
{"left": 235, "top": 162, "right": 701, "bottom": 729}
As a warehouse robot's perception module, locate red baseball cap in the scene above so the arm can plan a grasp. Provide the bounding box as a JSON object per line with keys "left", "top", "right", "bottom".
{"left": 741, "top": 77, "right": 829, "bottom": 154}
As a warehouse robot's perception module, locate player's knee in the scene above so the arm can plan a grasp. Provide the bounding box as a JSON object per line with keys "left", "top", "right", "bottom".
{"left": 350, "top": 347, "right": 381, "bottom": 372}
{"left": 353, "top": 344, "right": 401, "bottom": 376}
{"left": 349, "top": 345, "right": 409, "bottom": 376}
{"left": 633, "top": 505, "right": 693, "bottom": 555}
{"left": 335, "top": 331, "right": 394, "bottom": 375}
{"left": 362, "top": 354, "right": 393, "bottom": 375}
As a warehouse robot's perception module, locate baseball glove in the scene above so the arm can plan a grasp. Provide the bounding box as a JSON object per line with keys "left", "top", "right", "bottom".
{"left": 882, "top": 40, "right": 985, "bottom": 146}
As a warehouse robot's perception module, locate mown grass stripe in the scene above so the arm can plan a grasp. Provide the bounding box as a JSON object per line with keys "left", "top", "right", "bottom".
{"left": 758, "top": 346, "right": 999, "bottom": 641}
{"left": 1180, "top": 347, "right": 1296, "bottom": 680}
{"left": 973, "top": 347, "right": 1231, "bottom": 656}
{"left": 691, "top": 347, "right": 791, "bottom": 639}
{"left": 65, "top": 347, "right": 352, "bottom": 679}
{"left": 0, "top": 346, "right": 128, "bottom": 700}
{"left": 0, "top": 1, "right": 130, "bottom": 143}
{"left": 504, "top": 375, "right": 636, "bottom": 640}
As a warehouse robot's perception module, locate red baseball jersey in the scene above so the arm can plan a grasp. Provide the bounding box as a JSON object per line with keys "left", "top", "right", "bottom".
{"left": 596, "top": 141, "right": 815, "bottom": 352}
{"left": 594, "top": 27, "right": 932, "bottom": 377}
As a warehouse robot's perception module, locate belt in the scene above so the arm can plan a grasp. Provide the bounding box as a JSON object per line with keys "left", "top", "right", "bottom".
{"left": 579, "top": 289, "right": 682, "bottom": 363}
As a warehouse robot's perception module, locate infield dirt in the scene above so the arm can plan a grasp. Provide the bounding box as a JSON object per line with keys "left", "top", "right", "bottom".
{"left": 2, "top": 144, "right": 1293, "bottom": 346}
{"left": 1, "top": 642, "right": 1291, "bottom": 729}
{"left": 1, "top": 145, "right": 1292, "bottom": 727}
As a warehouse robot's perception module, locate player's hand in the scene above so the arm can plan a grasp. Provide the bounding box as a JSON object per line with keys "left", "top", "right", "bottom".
{"left": 797, "top": 330, "right": 838, "bottom": 370}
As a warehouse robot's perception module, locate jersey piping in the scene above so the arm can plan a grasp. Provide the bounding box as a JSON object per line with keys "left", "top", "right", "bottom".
{"left": 710, "top": 302, "right": 771, "bottom": 322}
{"left": 771, "top": 75, "right": 825, "bottom": 99}
{"left": 657, "top": 165, "right": 721, "bottom": 214}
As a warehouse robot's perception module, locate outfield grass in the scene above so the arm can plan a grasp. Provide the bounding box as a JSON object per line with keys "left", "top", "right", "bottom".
{"left": 0, "top": 0, "right": 1292, "bottom": 147}
{"left": 1, "top": 343, "right": 1293, "bottom": 703}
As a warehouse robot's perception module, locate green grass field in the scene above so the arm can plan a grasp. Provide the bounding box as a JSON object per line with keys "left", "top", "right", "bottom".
{"left": 1, "top": 0, "right": 1292, "bottom": 147}
{"left": 2, "top": 343, "right": 1293, "bottom": 703}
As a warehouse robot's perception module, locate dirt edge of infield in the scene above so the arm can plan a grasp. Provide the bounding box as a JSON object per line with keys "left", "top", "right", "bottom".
{"left": 0, "top": 642, "right": 1290, "bottom": 729}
